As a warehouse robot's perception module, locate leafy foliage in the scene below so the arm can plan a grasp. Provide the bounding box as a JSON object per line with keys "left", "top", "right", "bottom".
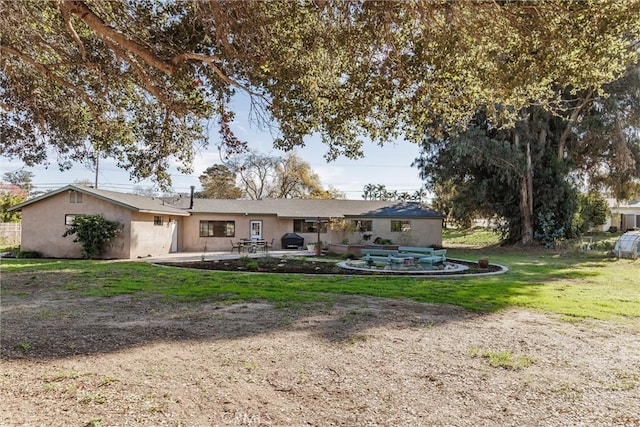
{"left": 573, "top": 192, "right": 610, "bottom": 234}
{"left": 1, "top": 1, "right": 639, "bottom": 188}
{"left": 572, "top": 67, "right": 640, "bottom": 199}
{"left": 198, "top": 165, "right": 243, "bottom": 199}
{"left": 361, "top": 184, "right": 428, "bottom": 202}
{"left": 225, "top": 152, "right": 341, "bottom": 199}
{"left": 15, "top": 250, "right": 42, "bottom": 259}
{"left": 415, "top": 107, "right": 578, "bottom": 243}
{"left": 416, "top": 63, "right": 640, "bottom": 244}
{"left": 62, "top": 214, "right": 121, "bottom": 259}
{"left": 0, "top": 192, "right": 25, "bottom": 222}
{"left": 535, "top": 212, "right": 566, "bottom": 248}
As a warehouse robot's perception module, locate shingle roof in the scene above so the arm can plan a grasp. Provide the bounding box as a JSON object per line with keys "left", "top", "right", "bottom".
{"left": 182, "top": 198, "right": 442, "bottom": 219}
{"left": 8, "top": 185, "right": 190, "bottom": 216}
{"left": 9, "top": 185, "right": 443, "bottom": 219}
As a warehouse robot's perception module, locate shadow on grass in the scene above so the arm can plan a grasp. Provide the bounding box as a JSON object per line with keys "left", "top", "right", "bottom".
{"left": 0, "top": 255, "right": 633, "bottom": 361}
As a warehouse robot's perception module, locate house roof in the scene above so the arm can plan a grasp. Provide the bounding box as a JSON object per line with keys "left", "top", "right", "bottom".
{"left": 183, "top": 198, "right": 443, "bottom": 219}
{"left": 0, "top": 182, "right": 26, "bottom": 196}
{"left": 608, "top": 198, "right": 640, "bottom": 209}
{"left": 8, "top": 185, "right": 190, "bottom": 216}
{"left": 9, "top": 185, "right": 443, "bottom": 219}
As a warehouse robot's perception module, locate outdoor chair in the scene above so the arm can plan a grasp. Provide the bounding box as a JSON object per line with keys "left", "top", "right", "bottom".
{"left": 255, "top": 240, "right": 267, "bottom": 252}
{"left": 230, "top": 240, "right": 243, "bottom": 253}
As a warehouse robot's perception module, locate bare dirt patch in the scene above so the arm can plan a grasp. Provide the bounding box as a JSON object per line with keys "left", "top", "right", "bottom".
{"left": 1, "top": 274, "right": 639, "bottom": 426}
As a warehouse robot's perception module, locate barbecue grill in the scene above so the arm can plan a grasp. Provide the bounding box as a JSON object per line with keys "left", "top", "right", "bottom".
{"left": 281, "top": 232, "right": 304, "bottom": 249}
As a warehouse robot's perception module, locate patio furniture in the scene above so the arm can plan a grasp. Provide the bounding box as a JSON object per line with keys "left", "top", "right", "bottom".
{"left": 230, "top": 240, "right": 243, "bottom": 253}
{"left": 241, "top": 238, "right": 268, "bottom": 253}
{"left": 255, "top": 239, "right": 267, "bottom": 252}
{"left": 416, "top": 249, "right": 447, "bottom": 266}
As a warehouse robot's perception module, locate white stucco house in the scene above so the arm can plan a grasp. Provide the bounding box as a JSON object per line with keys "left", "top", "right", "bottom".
{"left": 600, "top": 198, "right": 640, "bottom": 232}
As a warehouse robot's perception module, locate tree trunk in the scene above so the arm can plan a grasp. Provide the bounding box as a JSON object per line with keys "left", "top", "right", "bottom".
{"left": 517, "top": 131, "right": 535, "bottom": 244}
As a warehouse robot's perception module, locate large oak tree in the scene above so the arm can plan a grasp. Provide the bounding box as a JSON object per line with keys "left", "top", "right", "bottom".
{"left": 1, "top": 1, "right": 639, "bottom": 189}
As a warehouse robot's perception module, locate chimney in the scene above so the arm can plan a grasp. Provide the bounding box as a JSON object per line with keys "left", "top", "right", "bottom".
{"left": 189, "top": 186, "right": 195, "bottom": 209}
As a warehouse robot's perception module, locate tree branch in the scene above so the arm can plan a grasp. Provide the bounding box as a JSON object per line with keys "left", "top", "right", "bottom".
{"left": 58, "top": 1, "right": 268, "bottom": 106}
{"left": 108, "top": 43, "right": 184, "bottom": 116}
{"left": 558, "top": 88, "right": 595, "bottom": 158}
{"left": 59, "top": 5, "right": 87, "bottom": 62}
{"left": 57, "top": 0, "right": 177, "bottom": 75}
{"left": 0, "top": 44, "right": 102, "bottom": 120}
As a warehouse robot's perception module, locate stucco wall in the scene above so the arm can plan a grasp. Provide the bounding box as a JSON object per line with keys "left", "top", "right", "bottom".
{"left": 181, "top": 213, "right": 290, "bottom": 252}
{"left": 180, "top": 214, "right": 442, "bottom": 252}
{"left": 20, "top": 190, "right": 131, "bottom": 258}
{"left": 340, "top": 218, "right": 442, "bottom": 247}
{"left": 601, "top": 208, "right": 640, "bottom": 232}
{"left": 129, "top": 213, "right": 179, "bottom": 258}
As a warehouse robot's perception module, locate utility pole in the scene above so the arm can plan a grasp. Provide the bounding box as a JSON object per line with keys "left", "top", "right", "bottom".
{"left": 94, "top": 154, "right": 99, "bottom": 189}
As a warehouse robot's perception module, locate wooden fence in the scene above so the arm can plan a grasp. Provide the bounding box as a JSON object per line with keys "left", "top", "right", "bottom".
{"left": 0, "top": 222, "right": 21, "bottom": 246}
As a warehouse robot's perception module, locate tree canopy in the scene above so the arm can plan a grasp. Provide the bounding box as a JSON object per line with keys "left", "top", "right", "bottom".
{"left": 361, "top": 183, "right": 428, "bottom": 202}
{"left": 414, "top": 65, "right": 640, "bottom": 244}
{"left": 198, "top": 164, "right": 243, "bottom": 199}
{"left": 1, "top": 1, "right": 639, "bottom": 188}
{"left": 223, "top": 152, "right": 342, "bottom": 199}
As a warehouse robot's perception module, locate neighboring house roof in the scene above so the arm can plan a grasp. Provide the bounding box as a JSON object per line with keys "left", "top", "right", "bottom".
{"left": 8, "top": 185, "right": 190, "bottom": 216}
{"left": 0, "top": 182, "right": 27, "bottom": 197}
{"left": 183, "top": 198, "right": 443, "bottom": 219}
{"left": 607, "top": 198, "right": 640, "bottom": 211}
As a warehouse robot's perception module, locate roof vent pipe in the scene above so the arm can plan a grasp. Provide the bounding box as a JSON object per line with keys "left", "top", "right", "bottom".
{"left": 189, "top": 186, "right": 195, "bottom": 209}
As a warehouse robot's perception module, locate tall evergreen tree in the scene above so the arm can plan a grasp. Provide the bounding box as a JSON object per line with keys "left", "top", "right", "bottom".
{"left": 198, "top": 165, "right": 242, "bottom": 199}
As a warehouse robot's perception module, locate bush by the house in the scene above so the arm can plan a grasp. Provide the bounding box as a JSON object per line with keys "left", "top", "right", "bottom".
{"left": 63, "top": 214, "right": 121, "bottom": 259}
{"left": 16, "top": 250, "right": 42, "bottom": 259}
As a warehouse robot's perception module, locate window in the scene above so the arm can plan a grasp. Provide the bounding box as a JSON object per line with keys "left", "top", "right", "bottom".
{"left": 199, "top": 220, "right": 235, "bottom": 237}
{"left": 352, "top": 220, "right": 373, "bottom": 232}
{"left": 391, "top": 220, "right": 411, "bottom": 232}
{"left": 69, "top": 191, "right": 83, "bottom": 203}
{"left": 65, "top": 214, "right": 80, "bottom": 225}
{"left": 154, "top": 216, "right": 163, "bottom": 226}
{"left": 293, "top": 219, "right": 327, "bottom": 233}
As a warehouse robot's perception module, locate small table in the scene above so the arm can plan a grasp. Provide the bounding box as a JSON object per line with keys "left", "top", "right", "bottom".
{"left": 241, "top": 239, "right": 266, "bottom": 253}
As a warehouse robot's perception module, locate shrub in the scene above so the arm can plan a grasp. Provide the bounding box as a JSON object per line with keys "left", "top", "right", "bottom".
{"left": 246, "top": 261, "right": 259, "bottom": 271}
{"left": 535, "top": 212, "right": 565, "bottom": 248}
{"left": 591, "top": 240, "right": 615, "bottom": 251}
{"left": 62, "top": 214, "right": 121, "bottom": 259}
{"left": 16, "top": 250, "right": 42, "bottom": 259}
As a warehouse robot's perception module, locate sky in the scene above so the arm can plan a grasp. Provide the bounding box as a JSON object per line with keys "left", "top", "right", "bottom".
{"left": 0, "top": 93, "right": 428, "bottom": 200}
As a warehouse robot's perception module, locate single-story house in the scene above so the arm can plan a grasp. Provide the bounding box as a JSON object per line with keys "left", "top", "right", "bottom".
{"left": 8, "top": 185, "right": 190, "bottom": 259}
{"left": 599, "top": 198, "right": 640, "bottom": 232}
{"left": 9, "top": 185, "right": 444, "bottom": 259}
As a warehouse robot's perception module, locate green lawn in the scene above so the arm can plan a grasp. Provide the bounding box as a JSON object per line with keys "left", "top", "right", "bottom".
{"left": 442, "top": 227, "right": 503, "bottom": 246}
{"left": 2, "top": 246, "right": 638, "bottom": 325}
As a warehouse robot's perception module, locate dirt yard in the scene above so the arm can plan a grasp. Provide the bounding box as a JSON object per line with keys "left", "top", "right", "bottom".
{"left": 1, "top": 275, "right": 639, "bottom": 426}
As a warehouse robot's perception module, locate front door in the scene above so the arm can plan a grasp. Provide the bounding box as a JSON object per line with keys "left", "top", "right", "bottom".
{"left": 250, "top": 220, "right": 263, "bottom": 240}
{"left": 170, "top": 220, "right": 178, "bottom": 252}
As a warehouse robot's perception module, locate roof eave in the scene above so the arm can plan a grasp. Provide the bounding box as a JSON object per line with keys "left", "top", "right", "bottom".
{"left": 138, "top": 209, "right": 190, "bottom": 216}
